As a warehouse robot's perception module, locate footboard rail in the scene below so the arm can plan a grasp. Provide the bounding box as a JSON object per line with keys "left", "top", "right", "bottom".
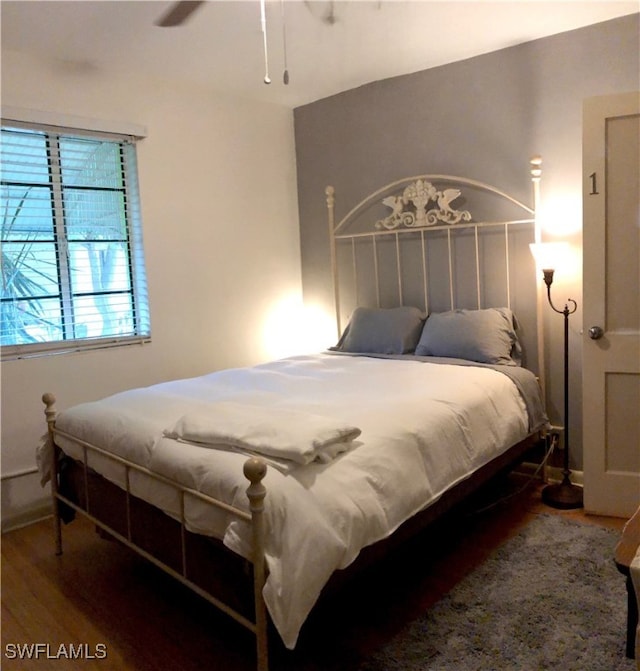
{"left": 42, "top": 393, "right": 270, "bottom": 671}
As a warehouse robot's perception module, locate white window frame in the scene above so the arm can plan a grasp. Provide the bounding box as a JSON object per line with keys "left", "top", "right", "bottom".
{"left": 1, "top": 110, "right": 150, "bottom": 360}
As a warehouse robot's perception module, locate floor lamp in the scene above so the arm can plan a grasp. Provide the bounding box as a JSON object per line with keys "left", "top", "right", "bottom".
{"left": 530, "top": 242, "right": 584, "bottom": 509}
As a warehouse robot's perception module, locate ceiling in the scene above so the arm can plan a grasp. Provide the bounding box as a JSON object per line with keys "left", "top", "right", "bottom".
{"left": 2, "top": 1, "right": 637, "bottom": 108}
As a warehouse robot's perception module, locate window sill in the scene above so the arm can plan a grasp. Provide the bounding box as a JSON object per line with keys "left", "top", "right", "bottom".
{"left": 1, "top": 336, "right": 151, "bottom": 361}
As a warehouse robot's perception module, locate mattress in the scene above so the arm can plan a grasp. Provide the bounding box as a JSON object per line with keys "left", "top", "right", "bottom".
{"left": 40, "top": 353, "right": 545, "bottom": 648}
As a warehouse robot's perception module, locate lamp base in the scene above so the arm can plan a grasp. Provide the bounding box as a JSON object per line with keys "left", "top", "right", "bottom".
{"left": 542, "top": 480, "right": 584, "bottom": 510}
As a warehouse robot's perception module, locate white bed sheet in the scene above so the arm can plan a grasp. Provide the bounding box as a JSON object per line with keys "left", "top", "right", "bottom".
{"left": 50, "top": 353, "right": 534, "bottom": 649}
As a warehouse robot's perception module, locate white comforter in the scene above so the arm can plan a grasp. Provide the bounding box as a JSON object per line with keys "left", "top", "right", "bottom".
{"left": 49, "top": 353, "right": 534, "bottom": 649}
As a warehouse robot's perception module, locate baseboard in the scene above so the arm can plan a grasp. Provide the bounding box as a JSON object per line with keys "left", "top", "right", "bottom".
{"left": 517, "top": 461, "right": 584, "bottom": 487}
{"left": 515, "top": 460, "right": 546, "bottom": 479}
{"left": 1, "top": 502, "right": 53, "bottom": 533}
{"left": 1, "top": 469, "right": 53, "bottom": 533}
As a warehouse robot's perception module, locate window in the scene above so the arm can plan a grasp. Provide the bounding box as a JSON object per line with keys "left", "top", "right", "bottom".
{"left": 1, "top": 122, "right": 150, "bottom": 359}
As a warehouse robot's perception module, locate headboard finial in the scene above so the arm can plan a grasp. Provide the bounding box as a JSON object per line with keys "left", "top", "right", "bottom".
{"left": 530, "top": 156, "right": 542, "bottom": 181}
{"left": 325, "top": 185, "right": 335, "bottom": 207}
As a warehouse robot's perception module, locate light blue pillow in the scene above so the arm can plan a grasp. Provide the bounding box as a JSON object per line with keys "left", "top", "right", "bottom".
{"left": 415, "top": 307, "right": 522, "bottom": 365}
{"left": 334, "top": 306, "right": 425, "bottom": 355}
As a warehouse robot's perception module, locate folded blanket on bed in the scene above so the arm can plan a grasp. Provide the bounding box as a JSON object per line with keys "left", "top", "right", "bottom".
{"left": 164, "top": 402, "right": 361, "bottom": 467}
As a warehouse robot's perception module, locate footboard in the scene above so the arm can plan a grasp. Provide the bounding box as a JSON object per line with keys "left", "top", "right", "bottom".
{"left": 42, "top": 393, "right": 270, "bottom": 671}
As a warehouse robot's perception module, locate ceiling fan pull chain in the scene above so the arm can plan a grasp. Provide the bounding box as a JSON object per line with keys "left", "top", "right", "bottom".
{"left": 260, "top": 0, "right": 271, "bottom": 84}
{"left": 281, "top": 0, "right": 289, "bottom": 85}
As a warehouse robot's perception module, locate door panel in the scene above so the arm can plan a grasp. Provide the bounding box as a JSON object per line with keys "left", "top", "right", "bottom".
{"left": 605, "top": 373, "right": 640, "bottom": 472}
{"left": 606, "top": 115, "right": 640, "bottom": 331}
{"left": 582, "top": 91, "right": 640, "bottom": 518}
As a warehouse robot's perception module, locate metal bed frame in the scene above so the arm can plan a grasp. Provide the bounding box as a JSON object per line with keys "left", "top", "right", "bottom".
{"left": 43, "top": 158, "right": 544, "bottom": 671}
{"left": 327, "top": 157, "right": 544, "bottom": 383}
{"left": 43, "top": 396, "right": 270, "bottom": 669}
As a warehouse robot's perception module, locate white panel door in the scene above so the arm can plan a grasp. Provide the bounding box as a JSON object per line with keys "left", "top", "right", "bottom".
{"left": 582, "top": 91, "right": 640, "bottom": 518}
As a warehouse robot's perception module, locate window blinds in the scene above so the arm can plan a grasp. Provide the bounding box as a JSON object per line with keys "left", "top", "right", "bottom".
{"left": 1, "top": 122, "right": 150, "bottom": 358}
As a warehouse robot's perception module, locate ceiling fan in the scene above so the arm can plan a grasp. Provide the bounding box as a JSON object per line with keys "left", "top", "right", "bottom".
{"left": 155, "top": 0, "right": 338, "bottom": 28}
{"left": 155, "top": 1, "right": 205, "bottom": 28}
{"left": 155, "top": 1, "right": 339, "bottom": 85}
{"left": 155, "top": 0, "right": 290, "bottom": 85}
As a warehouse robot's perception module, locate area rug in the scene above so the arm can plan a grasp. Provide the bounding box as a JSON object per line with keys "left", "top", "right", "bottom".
{"left": 357, "top": 514, "right": 635, "bottom": 671}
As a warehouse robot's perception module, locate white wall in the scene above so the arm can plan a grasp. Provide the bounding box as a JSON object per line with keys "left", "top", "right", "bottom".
{"left": 0, "top": 50, "right": 302, "bottom": 528}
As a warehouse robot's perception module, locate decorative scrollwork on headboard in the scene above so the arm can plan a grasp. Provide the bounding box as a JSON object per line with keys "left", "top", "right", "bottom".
{"left": 375, "top": 179, "right": 472, "bottom": 230}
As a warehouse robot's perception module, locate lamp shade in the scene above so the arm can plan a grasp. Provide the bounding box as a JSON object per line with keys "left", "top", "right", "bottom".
{"left": 529, "top": 242, "right": 570, "bottom": 271}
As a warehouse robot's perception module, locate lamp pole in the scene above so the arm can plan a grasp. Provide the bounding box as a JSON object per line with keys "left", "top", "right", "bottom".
{"left": 541, "top": 269, "right": 583, "bottom": 509}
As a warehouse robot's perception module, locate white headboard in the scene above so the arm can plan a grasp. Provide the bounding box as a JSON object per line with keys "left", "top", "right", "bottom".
{"left": 325, "top": 157, "right": 544, "bottom": 380}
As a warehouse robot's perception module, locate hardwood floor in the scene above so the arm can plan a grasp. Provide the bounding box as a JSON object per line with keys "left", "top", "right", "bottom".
{"left": 1, "top": 475, "right": 627, "bottom": 671}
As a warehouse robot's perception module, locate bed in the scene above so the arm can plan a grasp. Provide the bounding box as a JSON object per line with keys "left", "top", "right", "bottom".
{"left": 38, "top": 158, "right": 549, "bottom": 671}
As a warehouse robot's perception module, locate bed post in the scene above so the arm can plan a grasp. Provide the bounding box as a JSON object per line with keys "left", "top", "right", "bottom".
{"left": 326, "top": 185, "right": 342, "bottom": 338}
{"left": 243, "top": 457, "right": 269, "bottom": 671}
{"left": 530, "top": 156, "right": 546, "bottom": 400}
{"left": 42, "top": 392, "right": 62, "bottom": 556}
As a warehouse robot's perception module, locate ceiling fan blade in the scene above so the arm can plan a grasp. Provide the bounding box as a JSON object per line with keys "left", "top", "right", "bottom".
{"left": 155, "top": 1, "right": 205, "bottom": 27}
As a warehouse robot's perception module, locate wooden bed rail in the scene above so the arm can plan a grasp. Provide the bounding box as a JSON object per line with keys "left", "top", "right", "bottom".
{"left": 42, "top": 393, "right": 270, "bottom": 671}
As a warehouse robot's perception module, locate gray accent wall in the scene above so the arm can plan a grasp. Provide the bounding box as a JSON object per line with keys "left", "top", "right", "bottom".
{"left": 293, "top": 14, "right": 640, "bottom": 469}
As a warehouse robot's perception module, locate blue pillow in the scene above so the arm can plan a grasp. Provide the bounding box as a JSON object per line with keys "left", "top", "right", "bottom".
{"left": 415, "top": 307, "right": 522, "bottom": 365}
{"left": 334, "top": 306, "right": 425, "bottom": 355}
